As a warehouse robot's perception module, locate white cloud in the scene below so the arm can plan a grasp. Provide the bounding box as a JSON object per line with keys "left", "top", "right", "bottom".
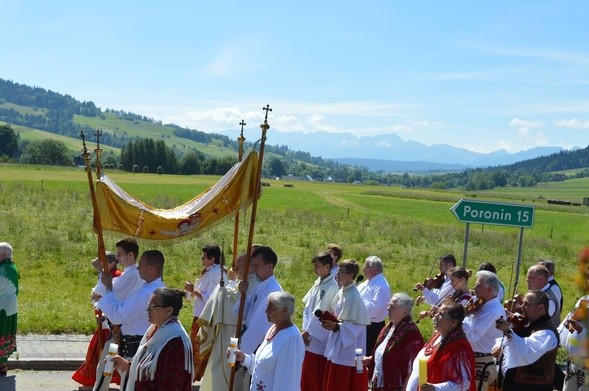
{"left": 554, "top": 118, "right": 589, "bottom": 129}
{"left": 509, "top": 117, "right": 544, "bottom": 137}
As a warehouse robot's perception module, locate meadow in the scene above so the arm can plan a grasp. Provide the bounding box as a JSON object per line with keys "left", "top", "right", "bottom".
{"left": 1, "top": 163, "right": 588, "bottom": 340}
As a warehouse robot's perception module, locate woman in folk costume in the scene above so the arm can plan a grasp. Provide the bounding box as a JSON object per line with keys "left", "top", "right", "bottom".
{"left": 234, "top": 291, "right": 305, "bottom": 391}
{"left": 113, "top": 288, "right": 193, "bottom": 391}
{"left": 300, "top": 252, "right": 339, "bottom": 391}
{"left": 321, "top": 259, "right": 371, "bottom": 391}
{"left": 407, "top": 300, "right": 476, "bottom": 391}
{"left": 72, "top": 252, "right": 122, "bottom": 386}
{"left": 363, "top": 293, "right": 424, "bottom": 391}
{"left": 0, "top": 242, "right": 18, "bottom": 377}
{"left": 184, "top": 244, "right": 225, "bottom": 381}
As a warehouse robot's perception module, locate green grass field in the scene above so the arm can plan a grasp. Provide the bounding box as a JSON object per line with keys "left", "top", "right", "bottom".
{"left": 0, "top": 163, "right": 588, "bottom": 339}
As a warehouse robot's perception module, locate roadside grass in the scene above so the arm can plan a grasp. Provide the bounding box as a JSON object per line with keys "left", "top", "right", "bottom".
{"left": 0, "top": 165, "right": 587, "bottom": 340}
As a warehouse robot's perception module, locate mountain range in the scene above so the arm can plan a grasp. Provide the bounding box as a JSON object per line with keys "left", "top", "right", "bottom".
{"left": 221, "top": 130, "right": 565, "bottom": 172}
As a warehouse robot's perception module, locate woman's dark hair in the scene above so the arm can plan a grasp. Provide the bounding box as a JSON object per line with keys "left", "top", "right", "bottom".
{"left": 154, "top": 288, "right": 184, "bottom": 316}
{"left": 448, "top": 267, "right": 470, "bottom": 281}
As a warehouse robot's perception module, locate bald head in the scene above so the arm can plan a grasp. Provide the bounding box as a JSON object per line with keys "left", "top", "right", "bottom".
{"left": 526, "top": 265, "right": 549, "bottom": 290}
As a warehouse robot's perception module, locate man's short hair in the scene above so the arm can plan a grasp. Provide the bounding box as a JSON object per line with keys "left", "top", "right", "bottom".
{"left": 528, "top": 264, "right": 549, "bottom": 280}
{"left": 527, "top": 290, "right": 549, "bottom": 310}
{"left": 338, "top": 259, "right": 360, "bottom": 279}
{"left": 440, "top": 253, "right": 457, "bottom": 267}
{"left": 538, "top": 259, "right": 555, "bottom": 274}
{"left": 312, "top": 252, "right": 333, "bottom": 267}
{"left": 475, "top": 270, "right": 500, "bottom": 295}
{"left": 141, "top": 250, "right": 165, "bottom": 274}
{"left": 202, "top": 245, "right": 221, "bottom": 264}
{"left": 365, "top": 255, "right": 383, "bottom": 273}
{"left": 251, "top": 246, "right": 278, "bottom": 267}
{"left": 327, "top": 243, "right": 343, "bottom": 261}
{"left": 116, "top": 238, "right": 139, "bottom": 259}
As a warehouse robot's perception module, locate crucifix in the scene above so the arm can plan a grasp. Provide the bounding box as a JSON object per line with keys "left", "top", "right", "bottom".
{"left": 262, "top": 104, "right": 272, "bottom": 124}
{"left": 239, "top": 119, "right": 246, "bottom": 138}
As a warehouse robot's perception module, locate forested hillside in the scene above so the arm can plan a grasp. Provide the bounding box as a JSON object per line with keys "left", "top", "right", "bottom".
{"left": 1, "top": 77, "right": 588, "bottom": 190}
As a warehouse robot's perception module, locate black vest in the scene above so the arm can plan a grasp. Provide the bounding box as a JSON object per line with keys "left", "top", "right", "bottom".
{"left": 503, "top": 314, "right": 559, "bottom": 391}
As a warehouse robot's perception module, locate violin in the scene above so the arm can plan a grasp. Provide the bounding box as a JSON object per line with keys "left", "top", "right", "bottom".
{"left": 465, "top": 297, "right": 484, "bottom": 315}
{"left": 414, "top": 272, "right": 445, "bottom": 292}
{"left": 565, "top": 298, "right": 589, "bottom": 333}
{"left": 503, "top": 294, "right": 528, "bottom": 334}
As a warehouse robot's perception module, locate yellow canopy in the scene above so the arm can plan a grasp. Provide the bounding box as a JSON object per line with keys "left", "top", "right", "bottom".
{"left": 95, "top": 152, "right": 259, "bottom": 240}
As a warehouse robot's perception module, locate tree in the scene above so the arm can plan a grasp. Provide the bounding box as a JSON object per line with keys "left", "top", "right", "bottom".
{"left": 267, "top": 157, "right": 287, "bottom": 177}
{"left": 20, "top": 139, "right": 73, "bottom": 166}
{"left": 180, "top": 152, "right": 202, "bottom": 175}
{"left": 0, "top": 124, "right": 18, "bottom": 158}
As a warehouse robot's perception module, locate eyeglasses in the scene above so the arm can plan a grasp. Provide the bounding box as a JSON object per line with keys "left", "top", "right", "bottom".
{"left": 146, "top": 304, "right": 167, "bottom": 311}
{"left": 336, "top": 271, "right": 352, "bottom": 276}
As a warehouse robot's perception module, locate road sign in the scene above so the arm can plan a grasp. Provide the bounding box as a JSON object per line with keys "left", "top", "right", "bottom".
{"left": 450, "top": 199, "right": 535, "bottom": 228}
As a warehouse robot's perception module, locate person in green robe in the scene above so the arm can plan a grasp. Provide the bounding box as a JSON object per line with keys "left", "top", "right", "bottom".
{"left": 0, "top": 242, "right": 18, "bottom": 376}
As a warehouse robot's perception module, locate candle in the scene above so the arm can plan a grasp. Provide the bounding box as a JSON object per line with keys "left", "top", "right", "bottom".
{"left": 355, "top": 348, "right": 363, "bottom": 373}
{"left": 419, "top": 357, "right": 428, "bottom": 386}
{"left": 103, "top": 343, "right": 119, "bottom": 376}
{"left": 228, "top": 337, "right": 238, "bottom": 366}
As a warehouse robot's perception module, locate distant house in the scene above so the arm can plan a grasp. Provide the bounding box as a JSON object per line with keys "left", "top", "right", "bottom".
{"left": 552, "top": 173, "right": 566, "bottom": 182}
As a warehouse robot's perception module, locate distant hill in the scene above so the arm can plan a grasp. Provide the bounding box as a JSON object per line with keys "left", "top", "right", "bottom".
{"left": 258, "top": 130, "right": 565, "bottom": 168}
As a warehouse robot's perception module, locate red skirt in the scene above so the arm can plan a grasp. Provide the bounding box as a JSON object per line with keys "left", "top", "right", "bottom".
{"left": 322, "top": 360, "right": 368, "bottom": 391}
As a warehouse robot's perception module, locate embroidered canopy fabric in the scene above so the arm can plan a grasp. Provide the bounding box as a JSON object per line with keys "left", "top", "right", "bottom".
{"left": 95, "top": 151, "right": 259, "bottom": 240}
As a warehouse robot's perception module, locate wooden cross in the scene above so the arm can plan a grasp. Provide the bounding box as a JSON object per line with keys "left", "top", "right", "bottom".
{"left": 94, "top": 129, "right": 103, "bottom": 148}
{"left": 262, "top": 104, "right": 272, "bottom": 124}
{"left": 239, "top": 119, "right": 246, "bottom": 136}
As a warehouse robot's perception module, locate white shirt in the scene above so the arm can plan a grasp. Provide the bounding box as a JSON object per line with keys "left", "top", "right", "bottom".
{"left": 302, "top": 273, "right": 339, "bottom": 355}
{"left": 372, "top": 325, "right": 395, "bottom": 387}
{"left": 239, "top": 275, "right": 282, "bottom": 355}
{"left": 494, "top": 325, "right": 558, "bottom": 375}
{"left": 548, "top": 276, "right": 563, "bottom": 310}
{"left": 357, "top": 273, "right": 392, "bottom": 323}
{"left": 193, "top": 264, "right": 226, "bottom": 317}
{"left": 111, "top": 264, "right": 145, "bottom": 300}
{"left": 98, "top": 277, "right": 165, "bottom": 336}
{"left": 406, "top": 334, "right": 472, "bottom": 391}
{"left": 243, "top": 324, "right": 304, "bottom": 391}
{"left": 462, "top": 296, "right": 504, "bottom": 353}
{"left": 540, "top": 283, "right": 557, "bottom": 317}
{"left": 423, "top": 277, "right": 454, "bottom": 306}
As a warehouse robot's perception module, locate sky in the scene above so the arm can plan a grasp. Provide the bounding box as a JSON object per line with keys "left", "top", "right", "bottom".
{"left": 1, "top": 1, "right": 588, "bottom": 154}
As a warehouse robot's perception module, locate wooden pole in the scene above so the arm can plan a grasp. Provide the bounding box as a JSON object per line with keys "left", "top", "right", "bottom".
{"left": 228, "top": 106, "right": 271, "bottom": 391}
{"left": 232, "top": 120, "right": 247, "bottom": 266}
{"left": 81, "top": 131, "right": 109, "bottom": 358}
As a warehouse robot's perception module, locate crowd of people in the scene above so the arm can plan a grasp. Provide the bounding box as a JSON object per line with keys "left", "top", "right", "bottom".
{"left": 1, "top": 237, "right": 588, "bottom": 391}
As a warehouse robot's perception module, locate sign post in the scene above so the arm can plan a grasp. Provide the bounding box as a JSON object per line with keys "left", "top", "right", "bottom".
{"left": 450, "top": 199, "right": 535, "bottom": 291}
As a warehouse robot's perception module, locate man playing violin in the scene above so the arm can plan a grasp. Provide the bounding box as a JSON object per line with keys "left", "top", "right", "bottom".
{"left": 492, "top": 290, "right": 559, "bottom": 391}
{"left": 414, "top": 254, "right": 457, "bottom": 306}
{"left": 462, "top": 271, "right": 505, "bottom": 391}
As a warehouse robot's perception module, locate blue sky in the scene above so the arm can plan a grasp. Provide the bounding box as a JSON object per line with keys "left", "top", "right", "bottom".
{"left": 1, "top": 1, "right": 588, "bottom": 153}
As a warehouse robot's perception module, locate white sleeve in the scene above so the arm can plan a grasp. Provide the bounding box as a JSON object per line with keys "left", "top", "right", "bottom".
{"left": 240, "top": 302, "right": 272, "bottom": 354}
{"left": 98, "top": 290, "right": 145, "bottom": 326}
{"left": 506, "top": 329, "right": 558, "bottom": 367}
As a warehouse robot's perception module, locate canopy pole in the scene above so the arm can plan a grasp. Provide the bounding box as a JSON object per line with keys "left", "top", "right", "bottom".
{"left": 229, "top": 106, "right": 271, "bottom": 391}
{"left": 232, "top": 120, "right": 247, "bottom": 266}
{"left": 81, "top": 131, "right": 109, "bottom": 360}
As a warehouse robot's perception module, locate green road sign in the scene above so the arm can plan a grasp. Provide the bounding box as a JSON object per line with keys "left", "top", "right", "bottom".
{"left": 451, "top": 199, "right": 535, "bottom": 228}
